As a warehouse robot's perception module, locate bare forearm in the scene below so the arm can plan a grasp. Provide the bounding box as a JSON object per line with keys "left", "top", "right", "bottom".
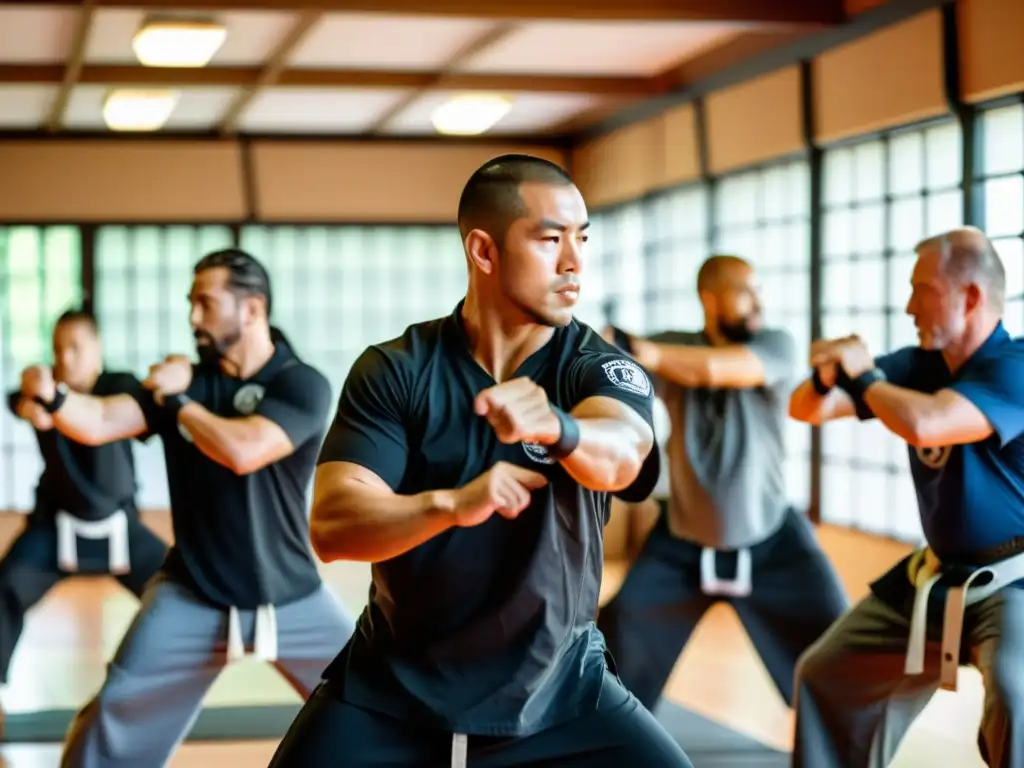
{"left": 862, "top": 382, "right": 939, "bottom": 446}
{"left": 177, "top": 403, "right": 269, "bottom": 474}
{"left": 788, "top": 378, "right": 855, "bottom": 424}
{"left": 310, "top": 483, "right": 455, "bottom": 563}
{"left": 646, "top": 343, "right": 765, "bottom": 389}
{"left": 560, "top": 418, "right": 652, "bottom": 492}
{"left": 53, "top": 392, "right": 130, "bottom": 445}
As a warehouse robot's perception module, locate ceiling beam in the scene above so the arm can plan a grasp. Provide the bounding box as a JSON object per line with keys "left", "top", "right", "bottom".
{"left": 0, "top": 65, "right": 666, "bottom": 97}
{"left": 44, "top": 0, "right": 96, "bottom": 132}
{"left": 217, "top": 9, "right": 323, "bottom": 134}
{"left": 19, "top": 0, "right": 845, "bottom": 25}
{"left": 368, "top": 21, "right": 519, "bottom": 134}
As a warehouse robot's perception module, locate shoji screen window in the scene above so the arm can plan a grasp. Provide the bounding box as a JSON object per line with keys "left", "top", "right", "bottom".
{"left": 819, "top": 120, "right": 963, "bottom": 542}
{"left": 976, "top": 102, "right": 1024, "bottom": 337}
{"left": 239, "top": 225, "right": 466, "bottom": 400}
{"left": 0, "top": 227, "right": 83, "bottom": 511}
{"left": 712, "top": 159, "right": 812, "bottom": 512}
{"left": 589, "top": 202, "right": 648, "bottom": 334}
{"left": 95, "top": 225, "right": 236, "bottom": 510}
{"left": 643, "top": 185, "right": 708, "bottom": 333}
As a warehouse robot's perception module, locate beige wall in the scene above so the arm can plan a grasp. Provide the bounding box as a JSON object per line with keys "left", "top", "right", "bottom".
{"left": 0, "top": 140, "right": 567, "bottom": 223}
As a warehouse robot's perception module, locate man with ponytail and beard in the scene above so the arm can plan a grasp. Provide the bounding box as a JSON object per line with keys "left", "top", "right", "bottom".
{"left": 19, "top": 249, "right": 354, "bottom": 768}
{"left": 597, "top": 254, "right": 848, "bottom": 715}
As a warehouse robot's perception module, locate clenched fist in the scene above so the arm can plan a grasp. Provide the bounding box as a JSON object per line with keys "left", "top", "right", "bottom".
{"left": 143, "top": 355, "right": 193, "bottom": 404}
{"left": 20, "top": 365, "right": 55, "bottom": 403}
{"left": 810, "top": 335, "right": 874, "bottom": 379}
{"left": 474, "top": 377, "right": 560, "bottom": 446}
{"left": 449, "top": 462, "right": 549, "bottom": 527}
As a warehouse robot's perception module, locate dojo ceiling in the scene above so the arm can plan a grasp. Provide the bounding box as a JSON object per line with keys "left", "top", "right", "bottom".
{"left": 0, "top": 0, "right": 840, "bottom": 138}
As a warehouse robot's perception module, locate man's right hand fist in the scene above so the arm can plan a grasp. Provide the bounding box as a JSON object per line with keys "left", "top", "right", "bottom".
{"left": 449, "top": 462, "right": 549, "bottom": 528}
{"left": 20, "top": 365, "right": 55, "bottom": 403}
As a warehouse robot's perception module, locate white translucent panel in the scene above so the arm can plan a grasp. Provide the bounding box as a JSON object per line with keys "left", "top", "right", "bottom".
{"left": 824, "top": 147, "right": 853, "bottom": 206}
{"left": 890, "top": 197, "right": 925, "bottom": 251}
{"left": 925, "top": 121, "right": 963, "bottom": 189}
{"left": 984, "top": 175, "right": 1024, "bottom": 238}
{"left": 926, "top": 189, "right": 964, "bottom": 235}
{"left": 854, "top": 203, "right": 886, "bottom": 254}
{"left": 854, "top": 140, "right": 886, "bottom": 201}
{"left": 995, "top": 237, "right": 1024, "bottom": 305}
{"left": 889, "top": 130, "right": 924, "bottom": 195}
{"left": 980, "top": 104, "right": 1024, "bottom": 176}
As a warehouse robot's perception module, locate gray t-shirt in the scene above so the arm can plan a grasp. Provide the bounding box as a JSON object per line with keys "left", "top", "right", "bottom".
{"left": 649, "top": 328, "right": 797, "bottom": 549}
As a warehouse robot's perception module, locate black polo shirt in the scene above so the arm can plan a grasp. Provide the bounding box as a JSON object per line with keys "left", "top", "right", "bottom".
{"left": 316, "top": 302, "right": 658, "bottom": 737}
{"left": 7, "top": 372, "right": 140, "bottom": 522}
{"left": 130, "top": 344, "right": 332, "bottom": 609}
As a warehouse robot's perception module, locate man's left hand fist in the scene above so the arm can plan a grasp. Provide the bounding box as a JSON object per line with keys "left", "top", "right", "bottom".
{"left": 143, "top": 355, "right": 193, "bottom": 404}
{"left": 474, "top": 377, "right": 560, "bottom": 445}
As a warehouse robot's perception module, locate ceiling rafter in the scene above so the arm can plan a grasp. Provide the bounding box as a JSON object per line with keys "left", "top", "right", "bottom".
{"left": 216, "top": 9, "right": 323, "bottom": 135}
{"left": 0, "top": 65, "right": 668, "bottom": 97}
{"left": 369, "top": 22, "right": 519, "bottom": 135}
{"left": 44, "top": 0, "right": 96, "bottom": 132}
{"left": 15, "top": 0, "right": 845, "bottom": 25}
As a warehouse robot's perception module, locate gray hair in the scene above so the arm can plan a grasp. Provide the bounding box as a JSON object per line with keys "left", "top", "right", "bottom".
{"left": 914, "top": 226, "right": 1005, "bottom": 312}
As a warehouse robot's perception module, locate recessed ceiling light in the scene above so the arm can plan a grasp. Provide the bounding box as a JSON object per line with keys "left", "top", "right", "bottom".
{"left": 132, "top": 18, "right": 227, "bottom": 68}
{"left": 102, "top": 89, "right": 181, "bottom": 132}
{"left": 431, "top": 94, "right": 513, "bottom": 136}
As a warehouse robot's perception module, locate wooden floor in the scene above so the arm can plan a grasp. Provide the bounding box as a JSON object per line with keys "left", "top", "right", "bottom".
{"left": 0, "top": 513, "right": 989, "bottom": 767}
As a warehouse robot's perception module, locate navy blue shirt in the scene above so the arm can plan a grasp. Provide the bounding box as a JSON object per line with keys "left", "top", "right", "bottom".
{"left": 316, "top": 303, "right": 658, "bottom": 737}
{"left": 861, "top": 323, "right": 1024, "bottom": 560}
{"left": 8, "top": 372, "right": 141, "bottom": 521}
{"left": 131, "top": 344, "right": 332, "bottom": 609}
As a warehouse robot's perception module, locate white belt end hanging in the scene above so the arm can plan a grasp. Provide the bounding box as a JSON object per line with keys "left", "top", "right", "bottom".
{"left": 226, "top": 604, "right": 278, "bottom": 664}
{"left": 700, "top": 547, "right": 752, "bottom": 598}
{"left": 55, "top": 510, "right": 130, "bottom": 575}
{"left": 451, "top": 733, "right": 468, "bottom": 768}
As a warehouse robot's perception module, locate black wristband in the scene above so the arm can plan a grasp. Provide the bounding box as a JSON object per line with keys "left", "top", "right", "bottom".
{"left": 548, "top": 406, "right": 581, "bottom": 460}
{"left": 836, "top": 367, "right": 886, "bottom": 404}
{"left": 811, "top": 368, "right": 832, "bottom": 396}
{"left": 162, "top": 392, "right": 191, "bottom": 416}
{"left": 34, "top": 382, "right": 68, "bottom": 414}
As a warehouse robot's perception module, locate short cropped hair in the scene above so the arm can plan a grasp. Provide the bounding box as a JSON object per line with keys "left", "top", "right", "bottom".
{"left": 55, "top": 308, "right": 98, "bottom": 333}
{"left": 696, "top": 254, "right": 750, "bottom": 293}
{"left": 915, "top": 227, "right": 1005, "bottom": 311}
{"left": 457, "top": 154, "right": 574, "bottom": 245}
{"left": 194, "top": 248, "right": 273, "bottom": 316}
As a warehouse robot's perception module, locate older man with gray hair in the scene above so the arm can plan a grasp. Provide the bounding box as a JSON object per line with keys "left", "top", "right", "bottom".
{"left": 788, "top": 226, "right": 1024, "bottom": 767}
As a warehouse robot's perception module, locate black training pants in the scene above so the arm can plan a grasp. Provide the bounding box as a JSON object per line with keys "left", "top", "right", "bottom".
{"left": 598, "top": 505, "right": 849, "bottom": 711}
{"left": 268, "top": 668, "right": 693, "bottom": 767}
{"left": 0, "top": 512, "right": 167, "bottom": 683}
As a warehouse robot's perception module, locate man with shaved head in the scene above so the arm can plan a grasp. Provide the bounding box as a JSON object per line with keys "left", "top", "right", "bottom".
{"left": 790, "top": 226, "right": 1024, "bottom": 766}
{"left": 270, "top": 155, "right": 691, "bottom": 767}
{"left": 597, "top": 255, "right": 847, "bottom": 714}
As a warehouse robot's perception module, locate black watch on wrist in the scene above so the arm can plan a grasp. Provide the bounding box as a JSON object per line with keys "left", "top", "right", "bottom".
{"left": 811, "top": 367, "right": 832, "bottom": 396}
{"left": 34, "top": 382, "right": 69, "bottom": 414}
{"left": 547, "top": 406, "right": 582, "bottom": 460}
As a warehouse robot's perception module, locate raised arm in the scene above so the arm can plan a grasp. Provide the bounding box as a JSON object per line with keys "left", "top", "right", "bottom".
{"left": 625, "top": 328, "right": 796, "bottom": 390}
{"left": 309, "top": 347, "right": 454, "bottom": 563}
{"left": 20, "top": 366, "right": 147, "bottom": 446}
{"left": 174, "top": 363, "right": 332, "bottom": 475}
{"left": 788, "top": 365, "right": 858, "bottom": 425}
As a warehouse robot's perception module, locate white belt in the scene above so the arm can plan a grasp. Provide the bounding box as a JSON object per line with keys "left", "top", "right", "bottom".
{"left": 451, "top": 733, "right": 468, "bottom": 768}
{"left": 226, "top": 604, "right": 278, "bottom": 664}
{"left": 904, "top": 547, "right": 1024, "bottom": 691}
{"left": 700, "top": 546, "right": 752, "bottom": 597}
{"left": 56, "top": 509, "right": 130, "bottom": 574}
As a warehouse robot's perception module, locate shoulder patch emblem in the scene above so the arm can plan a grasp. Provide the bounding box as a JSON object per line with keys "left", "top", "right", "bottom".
{"left": 601, "top": 359, "right": 652, "bottom": 397}
{"left": 233, "top": 383, "right": 266, "bottom": 415}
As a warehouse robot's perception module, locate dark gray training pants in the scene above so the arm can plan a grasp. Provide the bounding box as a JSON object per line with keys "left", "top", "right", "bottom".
{"left": 598, "top": 505, "right": 849, "bottom": 711}
{"left": 60, "top": 572, "right": 355, "bottom": 768}
{"left": 793, "top": 573, "right": 1024, "bottom": 767}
